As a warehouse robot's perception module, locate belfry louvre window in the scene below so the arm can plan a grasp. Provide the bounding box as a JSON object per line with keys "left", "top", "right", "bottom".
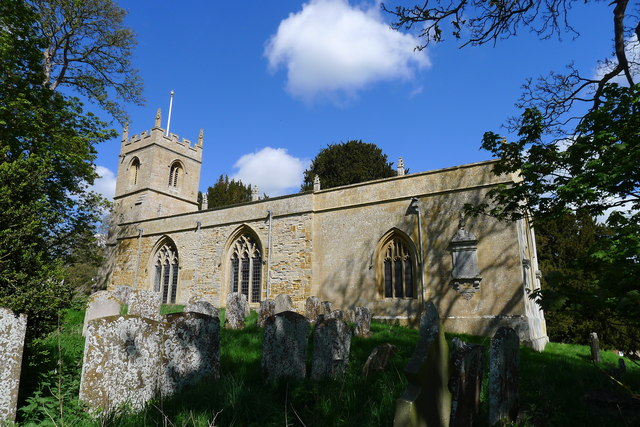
{"left": 168, "top": 162, "right": 182, "bottom": 188}
{"left": 129, "top": 157, "right": 140, "bottom": 186}
{"left": 154, "top": 243, "right": 179, "bottom": 304}
{"left": 382, "top": 238, "right": 414, "bottom": 298}
{"left": 229, "top": 234, "right": 262, "bottom": 303}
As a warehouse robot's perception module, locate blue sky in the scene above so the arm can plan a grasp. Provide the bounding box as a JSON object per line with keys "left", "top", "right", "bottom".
{"left": 90, "top": 0, "right": 614, "bottom": 199}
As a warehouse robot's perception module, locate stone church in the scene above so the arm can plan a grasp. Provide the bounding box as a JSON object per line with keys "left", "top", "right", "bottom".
{"left": 104, "top": 110, "right": 548, "bottom": 351}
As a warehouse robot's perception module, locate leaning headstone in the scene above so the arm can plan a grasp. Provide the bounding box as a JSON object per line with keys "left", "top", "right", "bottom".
{"left": 82, "top": 290, "right": 121, "bottom": 336}
{"left": 79, "top": 315, "right": 162, "bottom": 412}
{"left": 362, "top": 343, "right": 396, "bottom": 376}
{"left": 258, "top": 299, "right": 276, "bottom": 327}
{"left": 113, "top": 285, "right": 133, "bottom": 305}
{"left": 225, "top": 292, "right": 248, "bottom": 329}
{"left": 0, "top": 308, "right": 27, "bottom": 423}
{"left": 161, "top": 312, "right": 220, "bottom": 397}
{"left": 128, "top": 289, "right": 162, "bottom": 321}
{"left": 327, "top": 309, "right": 345, "bottom": 321}
{"left": 262, "top": 311, "right": 310, "bottom": 381}
{"left": 489, "top": 327, "right": 519, "bottom": 426}
{"left": 311, "top": 318, "right": 352, "bottom": 379}
{"left": 305, "top": 296, "right": 322, "bottom": 322}
{"left": 354, "top": 306, "right": 372, "bottom": 337}
{"left": 321, "top": 301, "right": 332, "bottom": 315}
{"left": 590, "top": 332, "right": 601, "bottom": 363}
{"left": 394, "top": 302, "right": 451, "bottom": 427}
{"left": 274, "top": 294, "right": 293, "bottom": 314}
{"left": 449, "top": 338, "right": 486, "bottom": 427}
{"left": 185, "top": 300, "right": 219, "bottom": 318}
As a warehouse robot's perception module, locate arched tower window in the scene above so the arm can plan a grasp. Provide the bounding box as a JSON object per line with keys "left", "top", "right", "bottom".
{"left": 378, "top": 233, "right": 416, "bottom": 299}
{"left": 229, "top": 234, "right": 262, "bottom": 303}
{"left": 168, "top": 161, "right": 183, "bottom": 189}
{"left": 153, "top": 241, "right": 179, "bottom": 304}
{"left": 129, "top": 157, "right": 140, "bottom": 186}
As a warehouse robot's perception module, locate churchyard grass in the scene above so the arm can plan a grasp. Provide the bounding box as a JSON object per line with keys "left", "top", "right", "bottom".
{"left": 15, "top": 305, "right": 640, "bottom": 426}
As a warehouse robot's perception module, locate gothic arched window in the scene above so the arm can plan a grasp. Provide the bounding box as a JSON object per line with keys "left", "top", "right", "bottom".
{"left": 381, "top": 237, "right": 415, "bottom": 299}
{"left": 153, "top": 242, "right": 179, "bottom": 304}
{"left": 129, "top": 157, "right": 140, "bottom": 186}
{"left": 229, "top": 234, "right": 262, "bottom": 303}
{"left": 168, "top": 161, "right": 183, "bottom": 189}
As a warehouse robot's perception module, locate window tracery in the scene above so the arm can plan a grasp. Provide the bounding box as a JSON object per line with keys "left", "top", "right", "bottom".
{"left": 381, "top": 237, "right": 415, "bottom": 299}
{"left": 229, "top": 234, "right": 262, "bottom": 303}
{"left": 154, "top": 242, "right": 179, "bottom": 304}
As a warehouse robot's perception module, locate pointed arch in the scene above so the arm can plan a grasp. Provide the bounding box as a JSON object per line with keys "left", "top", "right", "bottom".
{"left": 375, "top": 228, "right": 418, "bottom": 299}
{"left": 128, "top": 156, "right": 140, "bottom": 187}
{"left": 168, "top": 160, "right": 185, "bottom": 190}
{"left": 224, "top": 225, "right": 263, "bottom": 303}
{"left": 150, "top": 236, "right": 179, "bottom": 304}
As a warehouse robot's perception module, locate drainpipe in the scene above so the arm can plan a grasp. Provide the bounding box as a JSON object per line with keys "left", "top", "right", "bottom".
{"left": 133, "top": 228, "right": 143, "bottom": 289}
{"left": 194, "top": 221, "right": 201, "bottom": 285}
{"left": 266, "top": 210, "right": 273, "bottom": 298}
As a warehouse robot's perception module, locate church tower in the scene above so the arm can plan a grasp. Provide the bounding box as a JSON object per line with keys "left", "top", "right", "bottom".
{"left": 113, "top": 109, "right": 203, "bottom": 224}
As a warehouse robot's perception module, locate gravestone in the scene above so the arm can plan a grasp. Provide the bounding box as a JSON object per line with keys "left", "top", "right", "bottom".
{"left": 394, "top": 302, "right": 451, "bottom": 427}
{"left": 305, "top": 296, "right": 322, "bottom": 322}
{"left": 225, "top": 292, "right": 248, "bottom": 329}
{"left": 362, "top": 343, "right": 396, "bottom": 376}
{"left": 262, "top": 311, "right": 310, "bottom": 381}
{"left": 327, "top": 309, "right": 344, "bottom": 321}
{"left": 185, "top": 300, "right": 219, "bottom": 318}
{"left": 258, "top": 299, "right": 276, "bottom": 327}
{"left": 344, "top": 308, "right": 355, "bottom": 324}
{"left": 113, "top": 285, "right": 133, "bottom": 305}
{"left": 311, "top": 318, "right": 352, "bottom": 379}
{"left": 489, "top": 327, "right": 519, "bottom": 426}
{"left": 0, "top": 308, "right": 27, "bottom": 423}
{"left": 79, "top": 315, "right": 162, "bottom": 412}
{"left": 128, "top": 289, "right": 162, "bottom": 321}
{"left": 161, "top": 312, "right": 220, "bottom": 397}
{"left": 449, "top": 338, "right": 485, "bottom": 427}
{"left": 321, "top": 301, "right": 332, "bottom": 315}
{"left": 82, "top": 290, "right": 121, "bottom": 336}
{"left": 590, "top": 332, "right": 601, "bottom": 363}
{"left": 354, "top": 306, "right": 372, "bottom": 337}
{"left": 274, "top": 294, "right": 293, "bottom": 314}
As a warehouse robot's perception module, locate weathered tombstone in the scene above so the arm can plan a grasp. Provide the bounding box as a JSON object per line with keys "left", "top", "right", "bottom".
{"left": 362, "top": 343, "right": 397, "bottom": 376}
{"left": 449, "top": 338, "right": 486, "bottom": 427}
{"left": 262, "top": 311, "right": 310, "bottom": 381}
{"left": 161, "top": 312, "right": 220, "bottom": 397}
{"left": 344, "top": 308, "right": 355, "bottom": 324}
{"left": 225, "top": 292, "right": 248, "bottom": 329}
{"left": 354, "top": 306, "right": 372, "bottom": 337}
{"left": 321, "top": 301, "right": 332, "bottom": 315}
{"left": 274, "top": 294, "right": 293, "bottom": 314}
{"left": 258, "top": 299, "right": 276, "bottom": 327}
{"left": 305, "top": 296, "right": 322, "bottom": 322}
{"left": 0, "top": 308, "right": 27, "bottom": 423}
{"left": 113, "top": 285, "right": 133, "bottom": 305}
{"left": 128, "top": 289, "right": 162, "bottom": 321}
{"left": 327, "top": 309, "right": 345, "bottom": 321}
{"left": 311, "top": 318, "right": 352, "bottom": 379}
{"left": 590, "top": 332, "right": 602, "bottom": 363}
{"left": 394, "top": 302, "right": 451, "bottom": 427}
{"left": 79, "top": 315, "right": 162, "bottom": 412}
{"left": 184, "top": 300, "right": 219, "bottom": 318}
{"left": 82, "top": 290, "right": 121, "bottom": 336}
{"left": 489, "top": 327, "right": 520, "bottom": 426}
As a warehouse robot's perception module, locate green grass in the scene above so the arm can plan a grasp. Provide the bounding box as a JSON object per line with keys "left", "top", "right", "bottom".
{"left": 16, "top": 307, "right": 640, "bottom": 426}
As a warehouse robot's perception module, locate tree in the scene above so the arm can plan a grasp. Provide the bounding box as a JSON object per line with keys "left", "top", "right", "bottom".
{"left": 203, "top": 175, "right": 253, "bottom": 209}
{"left": 1, "top": 0, "right": 113, "bottom": 337}
{"left": 29, "top": 0, "right": 144, "bottom": 123}
{"left": 301, "top": 140, "right": 395, "bottom": 191}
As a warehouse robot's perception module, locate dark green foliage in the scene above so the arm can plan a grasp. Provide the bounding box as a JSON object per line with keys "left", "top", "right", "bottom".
{"left": 301, "top": 140, "right": 395, "bottom": 191}
{"left": 203, "top": 174, "right": 253, "bottom": 209}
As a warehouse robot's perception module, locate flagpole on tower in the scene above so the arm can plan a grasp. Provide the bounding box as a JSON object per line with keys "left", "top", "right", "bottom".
{"left": 166, "top": 90, "right": 174, "bottom": 136}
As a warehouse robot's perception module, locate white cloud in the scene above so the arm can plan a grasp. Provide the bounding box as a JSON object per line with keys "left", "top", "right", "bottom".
{"left": 232, "top": 147, "right": 309, "bottom": 196}
{"left": 265, "top": 0, "right": 429, "bottom": 102}
{"left": 594, "top": 34, "right": 639, "bottom": 85}
{"left": 91, "top": 165, "right": 117, "bottom": 200}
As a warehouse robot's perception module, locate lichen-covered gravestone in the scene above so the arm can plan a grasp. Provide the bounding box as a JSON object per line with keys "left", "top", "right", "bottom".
{"left": 327, "top": 309, "right": 344, "bottom": 321}
{"left": 0, "top": 308, "right": 27, "bottom": 423}
{"left": 489, "top": 327, "right": 519, "bottom": 426}
{"left": 354, "top": 306, "right": 372, "bottom": 337}
{"left": 274, "top": 294, "right": 293, "bottom": 314}
{"left": 79, "top": 315, "right": 162, "bottom": 412}
{"left": 344, "top": 308, "right": 355, "bottom": 324}
{"left": 321, "top": 301, "right": 332, "bottom": 315}
{"left": 161, "top": 312, "right": 220, "bottom": 397}
{"left": 262, "top": 311, "right": 310, "bottom": 381}
{"left": 258, "top": 299, "right": 276, "bottom": 327}
{"left": 305, "top": 296, "right": 322, "bottom": 322}
{"left": 113, "top": 285, "right": 133, "bottom": 305}
{"left": 311, "top": 318, "right": 352, "bottom": 379}
{"left": 184, "top": 300, "right": 219, "bottom": 318}
{"left": 225, "top": 292, "right": 248, "bottom": 329}
{"left": 394, "top": 302, "right": 451, "bottom": 427}
{"left": 449, "top": 337, "right": 485, "bottom": 427}
{"left": 82, "top": 290, "right": 121, "bottom": 336}
{"left": 128, "top": 289, "right": 162, "bottom": 321}
{"left": 362, "top": 343, "right": 396, "bottom": 376}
